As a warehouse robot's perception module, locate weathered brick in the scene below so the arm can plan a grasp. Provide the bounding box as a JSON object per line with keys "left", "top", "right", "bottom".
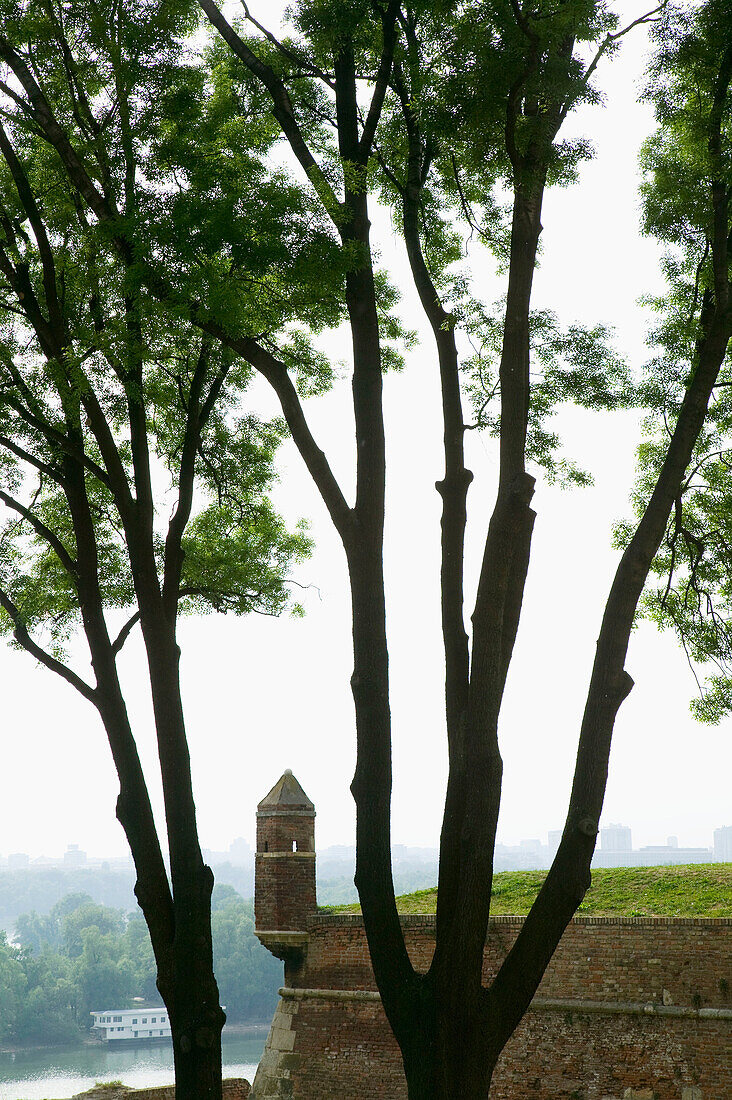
{"left": 249, "top": 915, "right": 731, "bottom": 1100}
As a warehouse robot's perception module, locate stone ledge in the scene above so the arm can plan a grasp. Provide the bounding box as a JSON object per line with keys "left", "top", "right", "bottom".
{"left": 255, "top": 931, "right": 310, "bottom": 949}
{"left": 255, "top": 851, "right": 316, "bottom": 859}
{"left": 280, "top": 986, "right": 382, "bottom": 1003}
{"left": 72, "top": 1078, "right": 250, "bottom": 1100}
{"left": 277, "top": 987, "right": 732, "bottom": 1019}
{"left": 535, "top": 997, "right": 732, "bottom": 1020}
{"left": 256, "top": 808, "right": 315, "bottom": 818}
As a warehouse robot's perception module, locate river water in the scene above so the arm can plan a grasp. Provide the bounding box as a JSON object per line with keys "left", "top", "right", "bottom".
{"left": 0, "top": 1033, "right": 265, "bottom": 1100}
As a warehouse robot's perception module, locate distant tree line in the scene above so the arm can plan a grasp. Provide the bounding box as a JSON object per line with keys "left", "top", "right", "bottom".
{"left": 0, "top": 869, "right": 138, "bottom": 933}
{"left": 0, "top": 886, "right": 280, "bottom": 1047}
{"left": 0, "top": 861, "right": 445, "bottom": 927}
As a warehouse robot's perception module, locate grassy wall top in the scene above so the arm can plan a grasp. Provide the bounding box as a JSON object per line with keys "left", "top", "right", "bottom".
{"left": 326, "top": 864, "right": 732, "bottom": 918}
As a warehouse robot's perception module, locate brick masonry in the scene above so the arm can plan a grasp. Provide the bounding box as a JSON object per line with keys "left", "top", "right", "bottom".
{"left": 250, "top": 775, "right": 731, "bottom": 1099}
{"left": 254, "top": 773, "right": 317, "bottom": 936}
{"left": 251, "top": 914, "right": 731, "bottom": 1099}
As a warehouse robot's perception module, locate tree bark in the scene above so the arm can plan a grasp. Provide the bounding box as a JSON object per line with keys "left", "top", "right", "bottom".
{"left": 139, "top": 611, "right": 226, "bottom": 1100}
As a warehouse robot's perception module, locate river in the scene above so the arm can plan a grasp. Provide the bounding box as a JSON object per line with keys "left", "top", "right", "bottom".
{"left": 0, "top": 1033, "right": 265, "bottom": 1100}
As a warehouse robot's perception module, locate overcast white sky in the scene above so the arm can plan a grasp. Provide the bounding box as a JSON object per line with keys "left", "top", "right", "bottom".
{"left": 1, "top": 3, "right": 730, "bottom": 864}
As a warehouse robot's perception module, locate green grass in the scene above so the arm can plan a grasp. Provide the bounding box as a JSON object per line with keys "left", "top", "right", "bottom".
{"left": 326, "top": 864, "right": 732, "bottom": 918}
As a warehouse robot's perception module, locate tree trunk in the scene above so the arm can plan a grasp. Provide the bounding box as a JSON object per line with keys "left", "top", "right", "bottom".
{"left": 408, "top": 181, "right": 541, "bottom": 1100}
{"left": 431, "top": 1025, "right": 496, "bottom": 1100}
{"left": 137, "top": 612, "right": 226, "bottom": 1100}
{"left": 85, "top": 599, "right": 225, "bottom": 1100}
{"left": 166, "top": 862, "right": 224, "bottom": 1100}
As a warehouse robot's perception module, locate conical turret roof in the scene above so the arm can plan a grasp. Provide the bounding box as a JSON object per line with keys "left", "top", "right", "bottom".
{"left": 258, "top": 769, "right": 315, "bottom": 812}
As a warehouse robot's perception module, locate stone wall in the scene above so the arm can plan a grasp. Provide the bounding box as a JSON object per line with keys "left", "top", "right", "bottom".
{"left": 250, "top": 915, "right": 731, "bottom": 1100}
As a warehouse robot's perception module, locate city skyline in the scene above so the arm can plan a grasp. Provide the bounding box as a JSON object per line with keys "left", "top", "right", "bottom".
{"left": 3, "top": 821, "right": 730, "bottom": 868}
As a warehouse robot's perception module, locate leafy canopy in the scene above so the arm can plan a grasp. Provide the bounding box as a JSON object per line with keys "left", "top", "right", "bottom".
{"left": 0, "top": 0, "right": 322, "bottom": 661}
{"left": 618, "top": 0, "right": 732, "bottom": 721}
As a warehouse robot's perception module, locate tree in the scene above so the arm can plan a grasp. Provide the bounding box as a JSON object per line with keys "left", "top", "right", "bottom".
{"left": 8, "top": 888, "right": 279, "bottom": 1045}
{"left": 190, "top": 3, "right": 729, "bottom": 1094}
{"left": 0, "top": 4, "right": 313, "bottom": 1096}
{"left": 185, "top": 2, "right": 732, "bottom": 1093}
{"left": 211, "top": 890, "right": 282, "bottom": 1022}
{"left": 623, "top": 3, "right": 732, "bottom": 727}
{"left": 14, "top": 908, "right": 60, "bottom": 955}
{"left": 1, "top": 1, "right": 729, "bottom": 1096}
{"left": 62, "top": 901, "right": 125, "bottom": 958}
{"left": 0, "top": 931, "right": 25, "bottom": 1041}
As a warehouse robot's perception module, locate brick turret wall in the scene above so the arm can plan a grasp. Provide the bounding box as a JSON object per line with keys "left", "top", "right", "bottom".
{"left": 254, "top": 771, "right": 316, "bottom": 936}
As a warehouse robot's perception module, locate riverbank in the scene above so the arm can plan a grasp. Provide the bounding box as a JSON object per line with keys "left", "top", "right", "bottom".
{"left": 0, "top": 1039, "right": 89, "bottom": 1058}
{"left": 70, "top": 1079, "right": 250, "bottom": 1100}
{"left": 0, "top": 1033, "right": 264, "bottom": 1100}
{"left": 0, "top": 1023, "right": 267, "bottom": 1058}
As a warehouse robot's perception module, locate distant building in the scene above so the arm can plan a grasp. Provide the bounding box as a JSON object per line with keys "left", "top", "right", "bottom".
{"left": 7, "top": 853, "right": 29, "bottom": 869}
{"left": 636, "top": 844, "right": 712, "bottom": 866}
{"left": 228, "top": 837, "right": 252, "bottom": 864}
{"left": 713, "top": 826, "right": 732, "bottom": 861}
{"left": 600, "top": 823, "right": 632, "bottom": 851}
{"left": 64, "top": 844, "right": 87, "bottom": 867}
{"left": 91, "top": 1006, "right": 171, "bottom": 1043}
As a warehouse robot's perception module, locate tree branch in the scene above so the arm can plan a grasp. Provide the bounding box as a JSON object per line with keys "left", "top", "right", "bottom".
{"left": 0, "top": 487, "right": 78, "bottom": 576}
{"left": 0, "top": 240, "right": 60, "bottom": 361}
{"left": 111, "top": 609, "right": 141, "bottom": 656}
{"left": 358, "top": 1, "right": 400, "bottom": 161}
{"left": 209, "top": 329, "right": 353, "bottom": 540}
{"left": 0, "top": 36, "right": 116, "bottom": 221}
{"left": 76, "top": 376, "right": 136, "bottom": 518}
{"left": 392, "top": 60, "right": 474, "bottom": 952}
{"left": 197, "top": 0, "right": 342, "bottom": 219}
{"left": 0, "top": 588, "right": 96, "bottom": 702}
{"left": 240, "top": 2, "right": 335, "bottom": 88}
{"left": 487, "top": 45, "right": 732, "bottom": 1043}
{"left": 570, "top": 5, "right": 668, "bottom": 124}
{"left": 0, "top": 120, "right": 65, "bottom": 339}
{"left": 0, "top": 387, "right": 112, "bottom": 490}
{"left": 162, "top": 338, "right": 219, "bottom": 617}
{"left": 0, "top": 433, "right": 64, "bottom": 484}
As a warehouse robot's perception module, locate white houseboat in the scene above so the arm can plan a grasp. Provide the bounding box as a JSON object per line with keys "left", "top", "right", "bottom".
{"left": 91, "top": 1006, "right": 172, "bottom": 1043}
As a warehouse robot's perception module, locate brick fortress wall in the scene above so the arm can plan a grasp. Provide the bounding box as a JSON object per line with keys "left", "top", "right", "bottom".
{"left": 249, "top": 774, "right": 731, "bottom": 1100}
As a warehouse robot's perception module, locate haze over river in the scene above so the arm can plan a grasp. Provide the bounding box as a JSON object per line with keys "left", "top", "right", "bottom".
{"left": 0, "top": 1033, "right": 265, "bottom": 1100}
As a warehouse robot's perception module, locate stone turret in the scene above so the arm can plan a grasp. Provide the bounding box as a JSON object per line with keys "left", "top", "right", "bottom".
{"left": 254, "top": 770, "right": 316, "bottom": 960}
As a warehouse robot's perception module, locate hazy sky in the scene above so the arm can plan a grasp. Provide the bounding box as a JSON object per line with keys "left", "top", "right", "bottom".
{"left": 1, "top": 3, "right": 730, "bottom": 864}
